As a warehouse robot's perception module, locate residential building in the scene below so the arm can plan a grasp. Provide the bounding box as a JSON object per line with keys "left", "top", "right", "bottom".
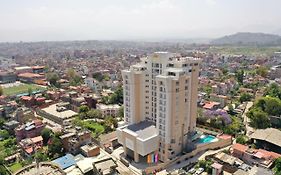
{"left": 250, "top": 128, "right": 281, "bottom": 154}
{"left": 80, "top": 143, "right": 100, "bottom": 157}
{"left": 231, "top": 143, "right": 281, "bottom": 168}
{"left": 92, "top": 158, "right": 117, "bottom": 175}
{"left": 3, "top": 120, "right": 20, "bottom": 133}
{"left": 84, "top": 77, "right": 102, "bottom": 93}
{"left": 17, "top": 72, "right": 44, "bottom": 83}
{"left": 37, "top": 103, "right": 77, "bottom": 126}
{"left": 0, "top": 71, "right": 16, "bottom": 84}
{"left": 15, "top": 119, "right": 45, "bottom": 142}
{"left": 211, "top": 162, "right": 223, "bottom": 175}
{"left": 60, "top": 129, "right": 92, "bottom": 154}
{"left": 117, "top": 52, "right": 201, "bottom": 162}
{"left": 31, "top": 66, "right": 45, "bottom": 74}
{"left": 19, "top": 136, "right": 43, "bottom": 156}
{"left": 96, "top": 104, "right": 120, "bottom": 117}
{"left": 14, "top": 66, "right": 32, "bottom": 74}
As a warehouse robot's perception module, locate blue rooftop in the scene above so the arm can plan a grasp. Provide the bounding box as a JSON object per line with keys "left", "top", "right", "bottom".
{"left": 52, "top": 154, "right": 76, "bottom": 170}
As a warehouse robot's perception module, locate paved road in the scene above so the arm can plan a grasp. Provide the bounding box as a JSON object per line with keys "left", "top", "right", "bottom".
{"left": 242, "top": 102, "right": 254, "bottom": 136}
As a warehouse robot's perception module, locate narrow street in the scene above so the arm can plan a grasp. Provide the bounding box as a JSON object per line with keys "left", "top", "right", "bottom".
{"left": 242, "top": 102, "right": 254, "bottom": 136}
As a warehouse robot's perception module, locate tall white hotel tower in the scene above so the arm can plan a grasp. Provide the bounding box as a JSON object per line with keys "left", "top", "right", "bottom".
{"left": 117, "top": 52, "right": 201, "bottom": 163}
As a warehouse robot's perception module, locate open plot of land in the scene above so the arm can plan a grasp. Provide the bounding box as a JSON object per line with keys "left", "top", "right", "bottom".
{"left": 8, "top": 162, "right": 22, "bottom": 173}
{"left": 2, "top": 83, "right": 46, "bottom": 96}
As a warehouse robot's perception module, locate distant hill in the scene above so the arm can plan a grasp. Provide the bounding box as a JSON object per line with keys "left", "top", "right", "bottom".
{"left": 211, "top": 32, "right": 281, "bottom": 46}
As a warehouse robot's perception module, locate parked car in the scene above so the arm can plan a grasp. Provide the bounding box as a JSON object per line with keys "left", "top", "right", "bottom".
{"left": 188, "top": 168, "right": 196, "bottom": 174}
{"left": 195, "top": 168, "right": 204, "bottom": 175}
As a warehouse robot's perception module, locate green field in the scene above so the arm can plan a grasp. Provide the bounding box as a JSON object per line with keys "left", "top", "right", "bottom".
{"left": 74, "top": 119, "right": 105, "bottom": 137}
{"left": 8, "top": 162, "right": 22, "bottom": 173}
{"left": 3, "top": 83, "right": 46, "bottom": 96}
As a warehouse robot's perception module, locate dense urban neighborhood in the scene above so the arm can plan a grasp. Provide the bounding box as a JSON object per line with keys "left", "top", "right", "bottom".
{"left": 0, "top": 39, "right": 281, "bottom": 175}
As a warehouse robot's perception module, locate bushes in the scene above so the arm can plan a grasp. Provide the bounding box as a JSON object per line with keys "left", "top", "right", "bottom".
{"left": 236, "top": 135, "right": 249, "bottom": 144}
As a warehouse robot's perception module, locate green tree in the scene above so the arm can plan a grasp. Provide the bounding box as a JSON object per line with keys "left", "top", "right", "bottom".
{"left": 274, "top": 158, "right": 281, "bottom": 175}
{"left": 0, "top": 86, "right": 3, "bottom": 96}
{"left": 41, "top": 128, "right": 53, "bottom": 145}
{"left": 67, "top": 68, "right": 76, "bottom": 78}
{"left": 265, "top": 83, "right": 281, "bottom": 99}
{"left": 117, "top": 106, "right": 124, "bottom": 118}
{"left": 235, "top": 70, "right": 244, "bottom": 85}
{"left": 0, "top": 118, "right": 5, "bottom": 127}
{"left": 67, "top": 68, "right": 82, "bottom": 86}
{"left": 34, "top": 151, "right": 48, "bottom": 162}
{"left": 256, "top": 66, "right": 268, "bottom": 78}
{"left": 87, "top": 109, "right": 102, "bottom": 119}
{"left": 221, "top": 67, "right": 228, "bottom": 75}
{"left": 46, "top": 72, "right": 60, "bottom": 87}
{"left": 236, "top": 135, "right": 248, "bottom": 144}
{"left": 239, "top": 93, "right": 253, "bottom": 103}
{"left": 0, "top": 155, "right": 5, "bottom": 165}
{"left": 0, "top": 130, "right": 10, "bottom": 140}
{"left": 79, "top": 105, "right": 90, "bottom": 114}
{"left": 48, "top": 136, "right": 64, "bottom": 158}
{"left": 0, "top": 166, "right": 8, "bottom": 175}
{"left": 3, "top": 138, "right": 16, "bottom": 147}
{"left": 246, "top": 108, "right": 271, "bottom": 129}
{"left": 92, "top": 72, "right": 104, "bottom": 82}
{"left": 256, "top": 97, "right": 281, "bottom": 116}
{"left": 227, "top": 104, "right": 235, "bottom": 114}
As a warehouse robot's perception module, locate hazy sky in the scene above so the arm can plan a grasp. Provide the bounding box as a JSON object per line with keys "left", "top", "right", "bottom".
{"left": 1, "top": 0, "right": 281, "bottom": 42}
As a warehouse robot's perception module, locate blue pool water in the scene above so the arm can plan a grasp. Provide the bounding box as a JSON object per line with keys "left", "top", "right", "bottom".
{"left": 198, "top": 135, "right": 217, "bottom": 143}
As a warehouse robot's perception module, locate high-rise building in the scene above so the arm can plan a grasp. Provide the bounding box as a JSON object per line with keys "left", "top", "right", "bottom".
{"left": 117, "top": 52, "right": 201, "bottom": 162}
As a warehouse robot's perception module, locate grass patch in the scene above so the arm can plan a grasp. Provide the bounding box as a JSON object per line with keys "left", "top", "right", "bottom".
{"left": 8, "top": 162, "right": 22, "bottom": 173}
{"left": 3, "top": 83, "right": 46, "bottom": 96}
{"left": 74, "top": 119, "right": 105, "bottom": 137}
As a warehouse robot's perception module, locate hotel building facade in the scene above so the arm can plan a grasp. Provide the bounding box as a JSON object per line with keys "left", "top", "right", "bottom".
{"left": 117, "top": 52, "right": 201, "bottom": 162}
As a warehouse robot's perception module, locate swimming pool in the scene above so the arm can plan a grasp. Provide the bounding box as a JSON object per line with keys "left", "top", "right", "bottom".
{"left": 197, "top": 135, "right": 218, "bottom": 144}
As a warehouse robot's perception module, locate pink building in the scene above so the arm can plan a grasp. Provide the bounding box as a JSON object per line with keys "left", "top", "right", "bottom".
{"left": 15, "top": 119, "right": 45, "bottom": 142}
{"left": 19, "top": 136, "right": 43, "bottom": 156}
{"left": 231, "top": 143, "right": 281, "bottom": 168}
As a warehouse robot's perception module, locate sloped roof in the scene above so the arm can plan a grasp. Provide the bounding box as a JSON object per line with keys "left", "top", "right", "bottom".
{"left": 250, "top": 128, "right": 281, "bottom": 147}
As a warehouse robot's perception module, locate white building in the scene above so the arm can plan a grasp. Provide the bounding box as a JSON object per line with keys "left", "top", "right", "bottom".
{"left": 84, "top": 77, "right": 102, "bottom": 93}
{"left": 117, "top": 52, "right": 201, "bottom": 162}
{"left": 96, "top": 104, "right": 121, "bottom": 117}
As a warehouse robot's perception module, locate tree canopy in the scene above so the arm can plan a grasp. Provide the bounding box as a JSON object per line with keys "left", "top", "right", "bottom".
{"left": 239, "top": 93, "right": 253, "bottom": 103}
{"left": 235, "top": 69, "right": 244, "bottom": 85}
{"left": 246, "top": 107, "right": 271, "bottom": 129}
{"left": 256, "top": 66, "right": 268, "bottom": 78}
{"left": 46, "top": 72, "right": 60, "bottom": 87}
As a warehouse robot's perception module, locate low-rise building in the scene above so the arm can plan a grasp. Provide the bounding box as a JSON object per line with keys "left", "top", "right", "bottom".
{"left": 37, "top": 103, "right": 77, "bottom": 126}
{"left": 15, "top": 119, "right": 45, "bottom": 142}
{"left": 18, "top": 72, "right": 44, "bottom": 83}
{"left": 60, "top": 129, "right": 92, "bottom": 154}
{"left": 117, "top": 121, "right": 159, "bottom": 163}
{"left": 231, "top": 143, "right": 281, "bottom": 168}
{"left": 14, "top": 66, "right": 32, "bottom": 74}
{"left": 3, "top": 120, "right": 20, "bottom": 133}
{"left": 96, "top": 104, "right": 120, "bottom": 117}
{"left": 0, "top": 71, "right": 16, "bottom": 84}
{"left": 19, "top": 136, "right": 43, "bottom": 156}
{"left": 80, "top": 143, "right": 100, "bottom": 157}
{"left": 250, "top": 128, "right": 281, "bottom": 154}
{"left": 31, "top": 66, "right": 45, "bottom": 74}
{"left": 92, "top": 158, "right": 117, "bottom": 175}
